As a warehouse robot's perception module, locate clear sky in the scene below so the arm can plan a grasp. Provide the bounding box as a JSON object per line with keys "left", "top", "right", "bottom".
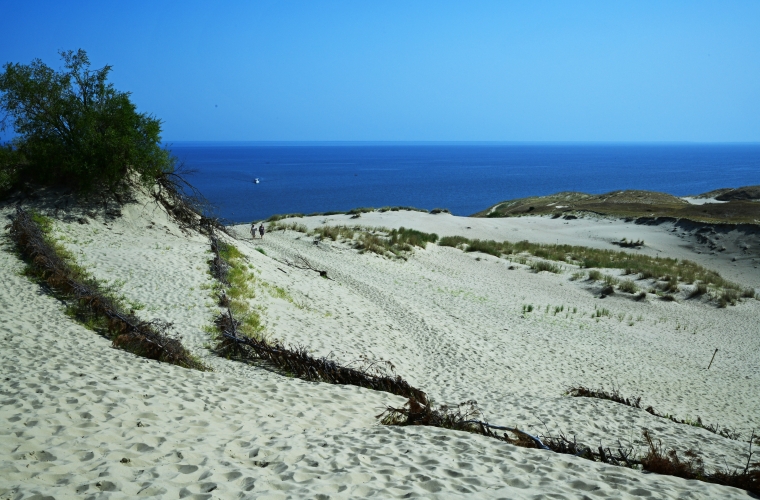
{"left": 2, "top": 1, "right": 759, "bottom": 142}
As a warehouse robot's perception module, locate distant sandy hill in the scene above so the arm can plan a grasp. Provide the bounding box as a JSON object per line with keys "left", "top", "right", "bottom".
{"left": 714, "top": 185, "right": 760, "bottom": 201}
{"left": 475, "top": 187, "right": 760, "bottom": 224}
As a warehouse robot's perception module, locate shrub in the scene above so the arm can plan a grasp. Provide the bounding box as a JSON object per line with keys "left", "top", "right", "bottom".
{"left": 313, "top": 225, "right": 355, "bottom": 241}
{"left": 266, "top": 213, "right": 304, "bottom": 222}
{"left": 588, "top": 270, "right": 603, "bottom": 281}
{"left": 530, "top": 261, "right": 562, "bottom": 274}
{"left": 269, "top": 221, "right": 308, "bottom": 233}
{"left": 617, "top": 238, "right": 644, "bottom": 248}
{"left": 719, "top": 289, "right": 739, "bottom": 307}
{"left": 603, "top": 274, "right": 619, "bottom": 286}
{"left": 389, "top": 227, "right": 438, "bottom": 248}
{"left": 0, "top": 49, "right": 174, "bottom": 194}
{"left": 618, "top": 280, "right": 638, "bottom": 294}
{"left": 464, "top": 239, "right": 502, "bottom": 257}
{"left": 347, "top": 207, "right": 375, "bottom": 215}
{"left": 438, "top": 235, "right": 469, "bottom": 248}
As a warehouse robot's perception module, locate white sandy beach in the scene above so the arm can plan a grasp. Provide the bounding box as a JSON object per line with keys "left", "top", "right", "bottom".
{"left": 2, "top": 193, "right": 759, "bottom": 499}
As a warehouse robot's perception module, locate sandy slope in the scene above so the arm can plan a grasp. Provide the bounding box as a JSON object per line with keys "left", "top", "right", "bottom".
{"left": 275, "top": 210, "right": 760, "bottom": 290}
{"left": 1, "top": 196, "right": 757, "bottom": 499}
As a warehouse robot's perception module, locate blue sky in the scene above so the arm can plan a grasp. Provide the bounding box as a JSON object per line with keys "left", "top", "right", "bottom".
{"left": 2, "top": 1, "right": 759, "bottom": 142}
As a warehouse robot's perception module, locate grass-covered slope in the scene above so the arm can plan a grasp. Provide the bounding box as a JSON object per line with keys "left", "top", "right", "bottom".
{"left": 474, "top": 188, "right": 760, "bottom": 224}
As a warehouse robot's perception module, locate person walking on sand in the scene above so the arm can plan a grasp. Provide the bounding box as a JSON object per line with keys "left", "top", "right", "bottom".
{"left": 250, "top": 222, "right": 257, "bottom": 239}
{"left": 259, "top": 223, "right": 265, "bottom": 238}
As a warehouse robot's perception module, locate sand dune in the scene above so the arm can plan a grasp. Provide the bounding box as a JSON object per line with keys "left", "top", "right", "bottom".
{"left": 1, "top": 197, "right": 757, "bottom": 499}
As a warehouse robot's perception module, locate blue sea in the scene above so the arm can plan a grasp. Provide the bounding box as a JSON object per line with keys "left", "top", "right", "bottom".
{"left": 167, "top": 143, "right": 760, "bottom": 223}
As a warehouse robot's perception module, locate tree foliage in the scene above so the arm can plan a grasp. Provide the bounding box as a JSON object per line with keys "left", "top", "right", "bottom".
{"left": 0, "top": 49, "right": 173, "bottom": 195}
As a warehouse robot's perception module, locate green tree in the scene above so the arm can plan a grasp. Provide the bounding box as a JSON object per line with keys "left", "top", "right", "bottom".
{"left": 0, "top": 49, "right": 173, "bottom": 194}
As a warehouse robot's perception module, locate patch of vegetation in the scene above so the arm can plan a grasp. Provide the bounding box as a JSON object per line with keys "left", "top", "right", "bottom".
{"left": 347, "top": 207, "right": 375, "bottom": 215}
{"left": 208, "top": 237, "right": 265, "bottom": 340}
{"left": 436, "top": 234, "right": 746, "bottom": 306}
{"left": 618, "top": 279, "right": 639, "bottom": 294}
{"left": 313, "top": 225, "right": 357, "bottom": 241}
{"left": 530, "top": 260, "right": 563, "bottom": 274}
{"left": 268, "top": 220, "right": 308, "bottom": 233}
{"left": 312, "top": 225, "right": 438, "bottom": 259}
{"left": 266, "top": 213, "right": 305, "bottom": 222}
{"left": 474, "top": 189, "right": 760, "bottom": 224}
{"left": 588, "top": 269, "right": 603, "bottom": 281}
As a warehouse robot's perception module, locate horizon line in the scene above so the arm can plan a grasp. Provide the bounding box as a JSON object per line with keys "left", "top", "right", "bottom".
{"left": 163, "top": 140, "right": 760, "bottom": 147}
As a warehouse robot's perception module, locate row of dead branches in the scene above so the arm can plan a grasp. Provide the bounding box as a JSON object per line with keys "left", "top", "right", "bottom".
{"left": 378, "top": 397, "right": 759, "bottom": 493}
{"left": 377, "top": 397, "right": 639, "bottom": 467}
{"left": 640, "top": 429, "right": 759, "bottom": 494}
{"left": 8, "top": 207, "right": 207, "bottom": 370}
{"left": 568, "top": 386, "right": 744, "bottom": 441}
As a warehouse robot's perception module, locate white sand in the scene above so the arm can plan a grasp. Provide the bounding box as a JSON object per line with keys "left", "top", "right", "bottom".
{"left": 681, "top": 196, "right": 728, "bottom": 206}
{"left": 2, "top": 195, "right": 758, "bottom": 499}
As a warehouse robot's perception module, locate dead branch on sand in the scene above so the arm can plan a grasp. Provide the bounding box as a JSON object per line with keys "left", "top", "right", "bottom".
{"left": 284, "top": 254, "right": 332, "bottom": 280}
{"left": 377, "top": 397, "right": 639, "bottom": 467}
{"left": 154, "top": 168, "right": 228, "bottom": 236}
{"left": 641, "top": 429, "right": 759, "bottom": 494}
{"left": 568, "top": 385, "right": 743, "bottom": 441}
{"left": 214, "top": 309, "right": 427, "bottom": 402}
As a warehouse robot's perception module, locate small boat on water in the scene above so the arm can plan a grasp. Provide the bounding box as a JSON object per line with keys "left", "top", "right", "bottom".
{"left": 253, "top": 178, "right": 260, "bottom": 184}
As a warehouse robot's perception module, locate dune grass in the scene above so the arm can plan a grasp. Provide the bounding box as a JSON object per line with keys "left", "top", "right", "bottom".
{"left": 312, "top": 225, "right": 439, "bottom": 258}
{"left": 529, "top": 260, "right": 563, "bottom": 274}
{"left": 209, "top": 238, "right": 265, "bottom": 340}
{"left": 265, "top": 206, "right": 430, "bottom": 223}
{"left": 268, "top": 220, "right": 308, "bottom": 233}
{"left": 273, "top": 218, "right": 750, "bottom": 304}
{"left": 313, "top": 225, "right": 358, "bottom": 241}
{"left": 438, "top": 234, "right": 748, "bottom": 303}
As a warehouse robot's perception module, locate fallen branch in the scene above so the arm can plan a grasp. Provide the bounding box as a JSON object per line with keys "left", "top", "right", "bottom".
{"left": 154, "top": 167, "right": 228, "bottom": 236}
{"left": 641, "top": 429, "right": 760, "bottom": 494}
{"left": 217, "top": 327, "right": 427, "bottom": 403}
{"left": 377, "top": 397, "right": 638, "bottom": 466}
{"left": 568, "top": 385, "right": 743, "bottom": 441}
{"left": 285, "top": 255, "right": 332, "bottom": 279}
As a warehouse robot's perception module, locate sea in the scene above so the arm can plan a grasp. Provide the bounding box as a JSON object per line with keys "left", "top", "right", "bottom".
{"left": 167, "top": 143, "right": 760, "bottom": 223}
